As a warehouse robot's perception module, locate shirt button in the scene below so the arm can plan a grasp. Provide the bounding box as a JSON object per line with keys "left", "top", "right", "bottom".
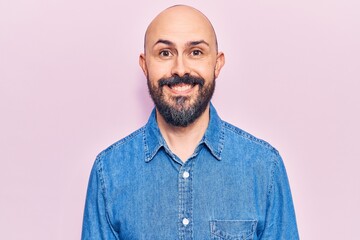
{"left": 182, "top": 218, "right": 190, "bottom": 226}
{"left": 182, "top": 171, "right": 190, "bottom": 179}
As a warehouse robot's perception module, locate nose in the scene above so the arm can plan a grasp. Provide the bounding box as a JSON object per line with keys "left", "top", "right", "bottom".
{"left": 171, "top": 55, "right": 190, "bottom": 77}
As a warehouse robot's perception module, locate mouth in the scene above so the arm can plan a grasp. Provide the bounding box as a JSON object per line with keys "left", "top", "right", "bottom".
{"left": 158, "top": 75, "right": 204, "bottom": 96}
{"left": 166, "top": 83, "right": 196, "bottom": 95}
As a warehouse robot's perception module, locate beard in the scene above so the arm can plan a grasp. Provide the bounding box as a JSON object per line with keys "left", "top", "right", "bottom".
{"left": 147, "top": 74, "right": 216, "bottom": 127}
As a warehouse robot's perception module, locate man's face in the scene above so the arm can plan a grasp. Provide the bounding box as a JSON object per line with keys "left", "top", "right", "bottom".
{"left": 140, "top": 6, "right": 224, "bottom": 127}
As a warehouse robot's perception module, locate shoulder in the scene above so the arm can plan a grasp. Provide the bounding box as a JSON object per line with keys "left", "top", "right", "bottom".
{"left": 220, "top": 121, "right": 287, "bottom": 195}
{"left": 95, "top": 126, "right": 146, "bottom": 167}
{"left": 221, "top": 120, "right": 282, "bottom": 164}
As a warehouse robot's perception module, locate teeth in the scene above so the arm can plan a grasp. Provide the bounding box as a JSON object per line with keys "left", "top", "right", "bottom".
{"left": 171, "top": 84, "right": 192, "bottom": 92}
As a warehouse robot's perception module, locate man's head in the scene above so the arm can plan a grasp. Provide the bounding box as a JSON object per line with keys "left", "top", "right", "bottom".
{"left": 139, "top": 5, "right": 225, "bottom": 127}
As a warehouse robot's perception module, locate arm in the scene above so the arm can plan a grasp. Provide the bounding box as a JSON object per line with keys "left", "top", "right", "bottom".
{"left": 259, "top": 154, "right": 299, "bottom": 239}
{"left": 81, "top": 157, "right": 119, "bottom": 240}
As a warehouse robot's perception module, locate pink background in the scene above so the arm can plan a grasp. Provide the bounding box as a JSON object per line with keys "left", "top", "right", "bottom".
{"left": 1, "top": 0, "right": 359, "bottom": 239}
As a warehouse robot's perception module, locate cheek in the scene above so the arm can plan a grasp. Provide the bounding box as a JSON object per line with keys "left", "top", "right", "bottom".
{"left": 146, "top": 60, "right": 172, "bottom": 79}
{"left": 195, "top": 62, "right": 216, "bottom": 80}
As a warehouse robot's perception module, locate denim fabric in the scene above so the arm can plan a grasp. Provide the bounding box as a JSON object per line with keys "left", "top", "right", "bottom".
{"left": 82, "top": 104, "right": 299, "bottom": 240}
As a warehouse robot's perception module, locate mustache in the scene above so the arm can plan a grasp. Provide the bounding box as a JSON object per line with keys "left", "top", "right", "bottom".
{"left": 158, "top": 74, "right": 205, "bottom": 88}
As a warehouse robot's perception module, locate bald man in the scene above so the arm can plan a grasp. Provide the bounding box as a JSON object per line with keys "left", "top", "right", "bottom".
{"left": 82, "top": 5, "right": 299, "bottom": 240}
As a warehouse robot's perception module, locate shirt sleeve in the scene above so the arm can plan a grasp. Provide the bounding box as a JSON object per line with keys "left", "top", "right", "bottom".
{"left": 81, "top": 157, "right": 119, "bottom": 240}
{"left": 259, "top": 154, "right": 300, "bottom": 239}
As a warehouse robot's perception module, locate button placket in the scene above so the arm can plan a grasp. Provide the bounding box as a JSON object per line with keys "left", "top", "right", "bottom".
{"left": 178, "top": 162, "right": 193, "bottom": 239}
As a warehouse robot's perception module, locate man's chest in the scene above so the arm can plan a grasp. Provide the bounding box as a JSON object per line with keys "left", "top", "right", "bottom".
{"left": 106, "top": 153, "right": 266, "bottom": 239}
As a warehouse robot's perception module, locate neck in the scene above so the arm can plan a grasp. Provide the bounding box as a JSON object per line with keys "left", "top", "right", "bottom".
{"left": 156, "top": 105, "right": 210, "bottom": 162}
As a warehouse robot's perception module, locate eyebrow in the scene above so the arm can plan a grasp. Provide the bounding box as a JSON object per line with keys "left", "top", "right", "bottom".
{"left": 153, "top": 39, "right": 174, "bottom": 47}
{"left": 187, "top": 40, "right": 209, "bottom": 47}
{"left": 153, "top": 39, "right": 210, "bottom": 48}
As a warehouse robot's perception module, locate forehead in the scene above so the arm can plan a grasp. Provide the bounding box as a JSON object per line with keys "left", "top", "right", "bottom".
{"left": 145, "top": 6, "right": 216, "bottom": 48}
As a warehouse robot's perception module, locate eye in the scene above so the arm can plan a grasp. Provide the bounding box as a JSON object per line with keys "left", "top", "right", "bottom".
{"left": 191, "top": 50, "right": 202, "bottom": 56}
{"left": 159, "top": 50, "right": 172, "bottom": 57}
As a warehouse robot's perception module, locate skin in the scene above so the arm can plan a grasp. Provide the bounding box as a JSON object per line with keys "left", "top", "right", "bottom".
{"left": 139, "top": 5, "right": 225, "bottom": 161}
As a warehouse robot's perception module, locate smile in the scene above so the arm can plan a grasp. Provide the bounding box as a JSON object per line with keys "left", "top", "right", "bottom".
{"left": 167, "top": 83, "right": 196, "bottom": 95}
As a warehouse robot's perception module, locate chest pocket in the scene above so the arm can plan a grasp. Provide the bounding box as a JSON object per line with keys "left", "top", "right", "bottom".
{"left": 210, "top": 220, "right": 257, "bottom": 240}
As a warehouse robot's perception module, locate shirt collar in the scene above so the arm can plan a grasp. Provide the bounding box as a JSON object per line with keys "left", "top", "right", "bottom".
{"left": 203, "top": 103, "right": 225, "bottom": 160}
{"left": 143, "top": 103, "right": 225, "bottom": 162}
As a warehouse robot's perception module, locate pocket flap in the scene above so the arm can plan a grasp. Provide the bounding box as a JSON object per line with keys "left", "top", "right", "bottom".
{"left": 210, "top": 220, "right": 257, "bottom": 239}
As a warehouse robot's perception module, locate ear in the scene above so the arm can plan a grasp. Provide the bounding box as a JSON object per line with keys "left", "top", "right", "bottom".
{"left": 214, "top": 52, "right": 225, "bottom": 78}
{"left": 139, "top": 53, "right": 148, "bottom": 77}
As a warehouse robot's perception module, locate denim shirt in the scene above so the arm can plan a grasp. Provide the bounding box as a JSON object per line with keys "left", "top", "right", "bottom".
{"left": 82, "top": 104, "right": 299, "bottom": 240}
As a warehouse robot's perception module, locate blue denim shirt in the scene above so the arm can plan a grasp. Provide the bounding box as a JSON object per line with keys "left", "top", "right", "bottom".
{"left": 82, "top": 104, "right": 299, "bottom": 240}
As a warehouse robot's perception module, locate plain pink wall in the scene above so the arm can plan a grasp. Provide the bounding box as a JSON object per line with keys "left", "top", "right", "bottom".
{"left": 1, "top": 0, "right": 359, "bottom": 239}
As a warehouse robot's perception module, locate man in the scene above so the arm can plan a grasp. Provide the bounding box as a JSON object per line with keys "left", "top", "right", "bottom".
{"left": 82, "top": 5, "right": 299, "bottom": 240}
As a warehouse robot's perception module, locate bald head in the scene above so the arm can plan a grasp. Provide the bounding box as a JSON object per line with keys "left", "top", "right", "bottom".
{"left": 144, "top": 5, "right": 218, "bottom": 53}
